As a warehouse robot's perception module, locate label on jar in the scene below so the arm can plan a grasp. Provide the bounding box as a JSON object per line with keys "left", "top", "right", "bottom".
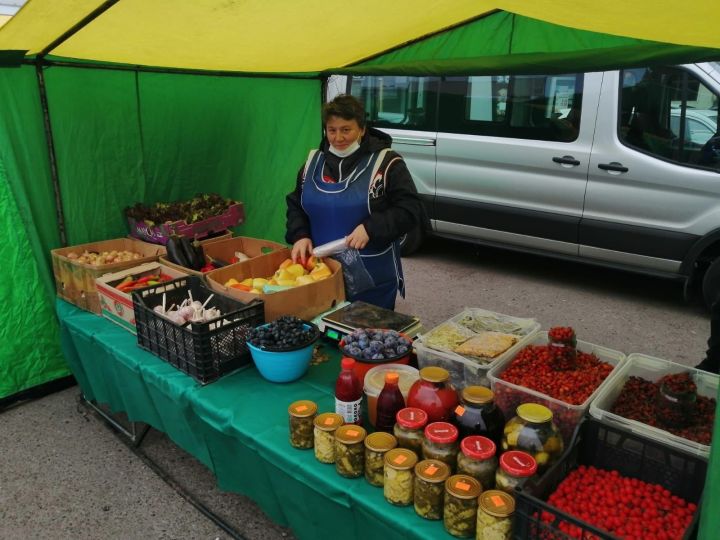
{"left": 335, "top": 397, "right": 362, "bottom": 424}
{"left": 454, "top": 405, "right": 465, "bottom": 416}
{"left": 425, "top": 464, "right": 439, "bottom": 476}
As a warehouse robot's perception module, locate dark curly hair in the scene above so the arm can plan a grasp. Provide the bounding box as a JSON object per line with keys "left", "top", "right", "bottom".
{"left": 322, "top": 95, "right": 366, "bottom": 128}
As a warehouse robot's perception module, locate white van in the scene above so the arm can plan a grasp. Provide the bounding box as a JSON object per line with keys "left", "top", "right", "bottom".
{"left": 340, "top": 64, "right": 720, "bottom": 306}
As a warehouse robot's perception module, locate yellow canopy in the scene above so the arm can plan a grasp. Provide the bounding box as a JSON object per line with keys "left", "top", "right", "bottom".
{"left": 0, "top": 0, "right": 717, "bottom": 73}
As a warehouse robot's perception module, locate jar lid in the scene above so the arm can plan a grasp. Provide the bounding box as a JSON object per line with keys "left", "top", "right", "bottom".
{"left": 516, "top": 403, "right": 553, "bottom": 423}
{"left": 385, "top": 371, "right": 400, "bottom": 384}
{"left": 288, "top": 400, "right": 318, "bottom": 418}
{"left": 460, "top": 435, "right": 496, "bottom": 460}
{"left": 499, "top": 450, "right": 538, "bottom": 477}
{"left": 396, "top": 407, "right": 428, "bottom": 429}
{"left": 419, "top": 366, "right": 449, "bottom": 383}
{"left": 461, "top": 386, "right": 494, "bottom": 405}
{"left": 365, "top": 431, "right": 397, "bottom": 452}
{"left": 384, "top": 448, "right": 418, "bottom": 471}
{"left": 424, "top": 421, "right": 459, "bottom": 444}
{"left": 335, "top": 424, "right": 367, "bottom": 444}
{"left": 341, "top": 357, "right": 355, "bottom": 370}
{"left": 415, "top": 459, "right": 450, "bottom": 483}
{"left": 479, "top": 490, "right": 515, "bottom": 517}
{"left": 313, "top": 412, "right": 344, "bottom": 431}
{"left": 445, "top": 474, "right": 482, "bottom": 499}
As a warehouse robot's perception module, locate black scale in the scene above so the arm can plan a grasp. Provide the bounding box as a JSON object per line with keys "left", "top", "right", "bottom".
{"left": 320, "top": 301, "right": 422, "bottom": 342}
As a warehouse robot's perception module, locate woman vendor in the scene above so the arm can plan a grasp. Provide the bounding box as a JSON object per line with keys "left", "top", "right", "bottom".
{"left": 286, "top": 95, "right": 422, "bottom": 310}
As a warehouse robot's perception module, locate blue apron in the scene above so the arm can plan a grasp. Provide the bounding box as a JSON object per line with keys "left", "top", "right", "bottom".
{"left": 301, "top": 149, "right": 405, "bottom": 310}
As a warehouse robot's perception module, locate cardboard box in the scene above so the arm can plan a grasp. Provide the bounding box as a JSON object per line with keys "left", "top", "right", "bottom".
{"left": 206, "top": 248, "right": 345, "bottom": 323}
{"left": 95, "top": 262, "right": 188, "bottom": 333}
{"left": 51, "top": 238, "right": 166, "bottom": 314}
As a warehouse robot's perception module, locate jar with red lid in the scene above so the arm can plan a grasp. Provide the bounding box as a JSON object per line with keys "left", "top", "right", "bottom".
{"left": 422, "top": 421, "right": 459, "bottom": 470}
{"left": 407, "top": 367, "right": 459, "bottom": 423}
{"left": 495, "top": 450, "right": 537, "bottom": 494}
{"left": 547, "top": 326, "right": 577, "bottom": 370}
{"left": 450, "top": 386, "right": 504, "bottom": 448}
{"left": 394, "top": 407, "right": 428, "bottom": 456}
{"left": 456, "top": 435, "right": 497, "bottom": 490}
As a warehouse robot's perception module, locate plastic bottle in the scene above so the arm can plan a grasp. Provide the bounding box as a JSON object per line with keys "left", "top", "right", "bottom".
{"left": 375, "top": 372, "right": 406, "bottom": 433}
{"left": 335, "top": 358, "right": 363, "bottom": 425}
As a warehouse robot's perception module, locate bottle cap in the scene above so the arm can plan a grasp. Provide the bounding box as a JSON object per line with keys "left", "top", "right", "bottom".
{"left": 385, "top": 372, "right": 399, "bottom": 384}
{"left": 461, "top": 386, "right": 494, "bottom": 405}
{"left": 479, "top": 490, "right": 515, "bottom": 517}
{"left": 384, "top": 448, "right": 418, "bottom": 471}
{"left": 415, "top": 459, "right": 450, "bottom": 483}
{"left": 288, "top": 400, "right": 318, "bottom": 418}
{"left": 313, "top": 412, "right": 344, "bottom": 431}
{"left": 445, "top": 474, "right": 482, "bottom": 499}
{"left": 460, "top": 435, "right": 496, "bottom": 460}
{"left": 424, "top": 421, "right": 458, "bottom": 444}
{"left": 396, "top": 407, "right": 428, "bottom": 430}
{"left": 419, "top": 366, "right": 449, "bottom": 383}
{"left": 516, "top": 403, "right": 553, "bottom": 424}
{"left": 334, "top": 424, "right": 366, "bottom": 444}
{"left": 499, "top": 450, "right": 538, "bottom": 477}
{"left": 364, "top": 431, "right": 397, "bottom": 452}
{"left": 341, "top": 357, "right": 355, "bottom": 370}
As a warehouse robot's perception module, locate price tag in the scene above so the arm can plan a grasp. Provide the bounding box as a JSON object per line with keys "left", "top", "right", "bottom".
{"left": 425, "top": 464, "right": 439, "bottom": 476}
{"left": 346, "top": 429, "right": 359, "bottom": 437}
{"left": 455, "top": 481, "right": 471, "bottom": 491}
{"left": 454, "top": 405, "right": 465, "bottom": 416}
{"left": 491, "top": 495, "right": 506, "bottom": 508}
{"left": 393, "top": 454, "right": 408, "bottom": 465}
{"left": 295, "top": 405, "right": 308, "bottom": 413}
{"left": 324, "top": 417, "right": 335, "bottom": 426}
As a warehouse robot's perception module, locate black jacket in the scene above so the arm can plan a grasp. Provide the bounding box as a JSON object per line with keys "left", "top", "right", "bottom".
{"left": 285, "top": 128, "right": 422, "bottom": 250}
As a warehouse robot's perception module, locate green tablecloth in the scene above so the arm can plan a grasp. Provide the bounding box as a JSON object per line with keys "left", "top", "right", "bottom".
{"left": 57, "top": 300, "right": 456, "bottom": 540}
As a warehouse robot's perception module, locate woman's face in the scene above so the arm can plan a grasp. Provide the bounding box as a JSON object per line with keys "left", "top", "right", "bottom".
{"left": 325, "top": 116, "right": 365, "bottom": 151}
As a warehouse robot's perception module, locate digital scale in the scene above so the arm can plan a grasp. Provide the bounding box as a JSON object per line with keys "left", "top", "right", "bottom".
{"left": 314, "top": 301, "right": 423, "bottom": 342}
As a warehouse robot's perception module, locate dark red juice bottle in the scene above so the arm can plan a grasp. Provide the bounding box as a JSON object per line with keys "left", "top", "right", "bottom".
{"left": 375, "top": 372, "right": 406, "bottom": 433}
{"left": 335, "top": 358, "right": 363, "bottom": 425}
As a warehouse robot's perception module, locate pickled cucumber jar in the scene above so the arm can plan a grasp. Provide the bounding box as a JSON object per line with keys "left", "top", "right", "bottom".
{"left": 456, "top": 436, "right": 497, "bottom": 490}
{"left": 476, "top": 490, "right": 515, "bottom": 540}
{"left": 335, "top": 425, "right": 367, "bottom": 478}
{"left": 495, "top": 450, "right": 537, "bottom": 495}
{"left": 444, "top": 474, "right": 482, "bottom": 538}
{"left": 384, "top": 448, "right": 418, "bottom": 506}
{"left": 450, "top": 386, "right": 505, "bottom": 448}
{"left": 394, "top": 407, "right": 428, "bottom": 455}
{"left": 313, "top": 412, "right": 344, "bottom": 464}
{"left": 288, "top": 400, "right": 317, "bottom": 449}
{"left": 414, "top": 459, "right": 450, "bottom": 520}
{"left": 364, "top": 431, "right": 397, "bottom": 486}
{"left": 501, "top": 404, "right": 563, "bottom": 473}
{"left": 423, "top": 421, "right": 459, "bottom": 470}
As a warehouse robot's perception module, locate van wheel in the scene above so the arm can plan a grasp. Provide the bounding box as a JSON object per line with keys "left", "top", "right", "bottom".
{"left": 399, "top": 225, "right": 424, "bottom": 256}
{"left": 702, "top": 258, "right": 720, "bottom": 309}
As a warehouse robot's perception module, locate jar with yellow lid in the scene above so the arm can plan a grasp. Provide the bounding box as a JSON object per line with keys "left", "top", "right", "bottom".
{"left": 501, "top": 403, "right": 563, "bottom": 472}
{"left": 313, "top": 412, "right": 344, "bottom": 464}
{"left": 394, "top": 407, "right": 428, "bottom": 456}
{"left": 422, "top": 421, "right": 459, "bottom": 470}
{"left": 407, "top": 366, "right": 459, "bottom": 423}
{"left": 384, "top": 448, "right": 418, "bottom": 506}
{"left": 443, "top": 474, "right": 482, "bottom": 538}
{"left": 364, "top": 431, "right": 397, "bottom": 486}
{"left": 476, "top": 490, "right": 514, "bottom": 540}
{"left": 456, "top": 435, "right": 497, "bottom": 490}
{"left": 335, "top": 425, "right": 367, "bottom": 478}
{"left": 413, "top": 459, "right": 450, "bottom": 520}
{"left": 495, "top": 450, "right": 537, "bottom": 495}
{"left": 288, "top": 400, "right": 318, "bottom": 449}
{"left": 450, "top": 386, "right": 505, "bottom": 448}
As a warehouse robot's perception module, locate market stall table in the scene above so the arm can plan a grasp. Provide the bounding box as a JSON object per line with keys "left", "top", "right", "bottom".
{"left": 57, "top": 300, "right": 459, "bottom": 540}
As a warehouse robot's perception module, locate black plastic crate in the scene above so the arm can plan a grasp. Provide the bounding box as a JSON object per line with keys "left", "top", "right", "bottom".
{"left": 515, "top": 417, "right": 706, "bottom": 540}
{"left": 132, "top": 275, "right": 264, "bottom": 384}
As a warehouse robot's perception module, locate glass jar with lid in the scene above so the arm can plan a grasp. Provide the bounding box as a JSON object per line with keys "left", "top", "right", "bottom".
{"left": 422, "top": 421, "right": 459, "bottom": 470}
{"left": 656, "top": 372, "right": 698, "bottom": 429}
{"left": 456, "top": 435, "right": 497, "bottom": 490}
{"left": 476, "top": 490, "right": 515, "bottom": 540}
{"left": 407, "top": 367, "right": 459, "bottom": 423}
{"left": 495, "top": 450, "right": 537, "bottom": 495}
{"left": 288, "top": 400, "right": 317, "bottom": 449}
{"left": 450, "top": 386, "right": 505, "bottom": 448}
{"left": 547, "top": 326, "right": 577, "bottom": 370}
{"left": 394, "top": 407, "right": 428, "bottom": 455}
{"left": 313, "top": 412, "right": 344, "bottom": 464}
{"left": 501, "top": 403, "right": 563, "bottom": 472}
{"left": 414, "top": 459, "right": 450, "bottom": 520}
{"left": 443, "top": 474, "right": 482, "bottom": 538}
{"left": 364, "top": 431, "right": 397, "bottom": 486}
{"left": 334, "top": 424, "right": 367, "bottom": 478}
{"left": 384, "top": 448, "right": 419, "bottom": 506}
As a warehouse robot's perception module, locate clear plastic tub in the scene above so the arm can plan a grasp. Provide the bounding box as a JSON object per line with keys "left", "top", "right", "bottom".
{"left": 415, "top": 308, "right": 540, "bottom": 389}
{"left": 487, "top": 332, "right": 626, "bottom": 444}
{"left": 589, "top": 353, "right": 717, "bottom": 458}
{"left": 363, "top": 364, "right": 420, "bottom": 427}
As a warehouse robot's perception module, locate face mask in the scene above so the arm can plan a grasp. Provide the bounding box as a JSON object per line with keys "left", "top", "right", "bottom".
{"left": 328, "top": 138, "right": 361, "bottom": 158}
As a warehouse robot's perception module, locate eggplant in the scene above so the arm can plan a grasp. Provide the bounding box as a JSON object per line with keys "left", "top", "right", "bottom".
{"left": 179, "top": 236, "right": 203, "bottom": 270}
{"left": 192, "top": 238, "right": 205, "bottom": 268}
{"left": 166, "top": 236, "right": 191, "bottom": 268}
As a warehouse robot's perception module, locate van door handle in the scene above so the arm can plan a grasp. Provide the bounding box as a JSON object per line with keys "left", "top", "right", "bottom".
{"left": 598, "top": 162, "right": 629, "bottom": 173}
{"left": 552, "top": 156, "right": 580, "bottom": 166}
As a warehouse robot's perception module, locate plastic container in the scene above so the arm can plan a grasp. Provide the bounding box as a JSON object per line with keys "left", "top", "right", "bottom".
{"left": 364, "top": 431, "right": 397, "bottom": 486}
{"left": 456, "top": 436, "right": 497, "bottom": 490}
{"left": 407, "top": 366, "right": 459, "bottom": 423}
{"left": 313, "top": 413, "right": 344, "bottom": 464}
{"left": 488, "top": 332, "right": 626, "bottom": 444}
{"left": 450, "top": 386, "right": 505, "bottom": 448}
{"left": 443, "top": 474, "right": 482, "bottom": 538}
{"left": 414, "top": 459, "right": 451, "bottom": 520}
{"left": 589, "top": 353, "right": 718, "bottom": 458}
{"left": 384, "top": 448, "right": 419, "bottom": 506}
{"left": 501, "top": 403, "right": 564, "bottom": 473}
{"left": 363, "top": 364, "right": 419, "bottom": 427}
{"left": 514, "top": 417, "right": 707, "bottom": 540}
{"left": 415, "top": 308, "right": 540, "bottom": 389}
{"left": 335, "top": 357, "right": 363, "bottom": 424}
{"left": 288, "top": 400, "right": 317, "bottom": 449}
{"left": 246, "top": 322, "right": 320, "bottom": 383}
{"left": 334, "top": 425, "right": 367, "bottom": 478}
{"left": 422, "top": 422, "right": 459, "bottom": 470}
{"left": 394, "top": 407, "right": 428, "bottom": 456}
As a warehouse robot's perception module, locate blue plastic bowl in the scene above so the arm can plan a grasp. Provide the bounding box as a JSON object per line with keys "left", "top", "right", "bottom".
{"left": 247, "top": 323, "right": 318, "bottom": 383}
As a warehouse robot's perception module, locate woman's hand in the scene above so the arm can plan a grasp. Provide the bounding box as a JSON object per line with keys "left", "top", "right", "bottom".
{"left": 346, "top": 224, "right": 369, "bottom": 250}
{"left": 291, "top": 238, "right": 313, "bottom": 264}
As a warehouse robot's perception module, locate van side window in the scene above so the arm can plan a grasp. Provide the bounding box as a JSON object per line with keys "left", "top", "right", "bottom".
{"left": 349, "top": 76, "right": 438, "bottom": 131}
{"left": 619, "top": 67, "right": 719, "bottom": 170}
{"left": 438, "top": 74, "right": 583, "bottom": 142}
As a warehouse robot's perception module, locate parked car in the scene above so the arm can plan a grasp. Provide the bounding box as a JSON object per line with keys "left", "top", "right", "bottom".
{"left": 339, "top": 64, "right": 720, "bottom": 307}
